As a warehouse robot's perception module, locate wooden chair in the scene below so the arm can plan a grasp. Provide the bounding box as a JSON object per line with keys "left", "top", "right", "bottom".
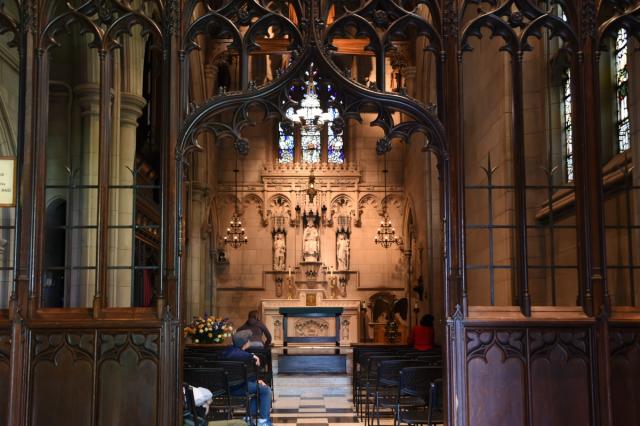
{"left": 184, "top": 367, "right": 239, "bottom": 420}
{"left": 396, "top": 367, "right": 443, "bottom": 426}
{"left": 204, "top": 360, "right": 259, "bottom": 424}
{"left": 371, "top": 360, "right": 428, "bottom": 426}
{"left": 361, "top": 356, "right": 411, "bottom": 425}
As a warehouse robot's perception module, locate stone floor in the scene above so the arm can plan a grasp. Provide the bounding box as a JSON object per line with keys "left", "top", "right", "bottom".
{"left": 265, "top": 348, "right": 443, "bottom": 426}
{"left": 270, "top": 369, "right": 443, "bottom": 426}
{"left": 272, "top": 374, "right": 365, "bottom": 426}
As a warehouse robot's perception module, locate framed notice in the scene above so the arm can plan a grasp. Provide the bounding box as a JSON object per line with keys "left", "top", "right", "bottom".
{"left": 0, "top": 157, "right": 16, "bottom": 207}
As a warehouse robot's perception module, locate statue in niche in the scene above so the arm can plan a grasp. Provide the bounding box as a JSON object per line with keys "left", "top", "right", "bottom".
{"left": 303, "top": 221, "right": 320, "bottom": 261}
{"left": 273, "top": 233, "right": 286, "bottom": 270}
{"left": 341, "top": 318, "right": 350, "bottom": 341}
{"left": 336, "top": 233, "right": 350, "bottom": 271}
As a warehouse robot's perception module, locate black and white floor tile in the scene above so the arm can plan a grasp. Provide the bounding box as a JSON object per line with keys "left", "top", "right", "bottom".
{"left": 271, "top": 374, "right": 375, "bottom": 426}
{"left": 267, "top": 350, "right": 443, "bottom": 426}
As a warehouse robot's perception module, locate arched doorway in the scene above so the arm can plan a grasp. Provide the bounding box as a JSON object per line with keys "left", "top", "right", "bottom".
{"left": 176, "top": 0, "right": 450, "bottom": 421}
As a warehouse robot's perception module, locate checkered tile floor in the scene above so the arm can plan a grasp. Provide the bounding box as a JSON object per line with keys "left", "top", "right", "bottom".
{"left": 268, "top": 350, "right": 443, "bottom": 426}
{"left": 272, "top": 374, "right": 377, "bottom": 426}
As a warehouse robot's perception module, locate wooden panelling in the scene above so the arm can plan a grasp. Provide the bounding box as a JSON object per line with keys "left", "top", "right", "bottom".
{"left": 0, "top": 331, "right": 10, "bottom": 425}
{"left": 26, "top": 330, "right": 160, "bottom": 426}
{"left": 610, "top": 328, "right": 640, "bottom": 425}
{"left": 29, "top": 333, "right": 95, "bottom": 426}
{"left": 464, "top": 326, "right": 595, "bottom": 426}
{"left": 529, "top": 331, "right": 592, "bottom": 426}
{"left": 97, "top": 333, "right": 159, "bottom": 426}
{"left": 466, "top": 330, "right": 526, "bottom": 425}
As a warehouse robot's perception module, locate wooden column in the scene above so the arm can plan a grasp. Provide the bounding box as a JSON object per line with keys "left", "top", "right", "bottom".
{"left": 440, "top": 1, "right": 465, "bottom": 425}
{"left": 577, "top": 1, "right": 612, "bottom": 424}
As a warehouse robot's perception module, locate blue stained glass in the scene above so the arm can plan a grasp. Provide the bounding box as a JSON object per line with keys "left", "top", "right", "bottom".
{"left": 327, "top": 107, "right": 344, "bottom": 164}
{"left": 301, "top": 129, "right": 321, "bottom": 163}
{"left": 278, "top": 122, "right": 294, "bottom": 163}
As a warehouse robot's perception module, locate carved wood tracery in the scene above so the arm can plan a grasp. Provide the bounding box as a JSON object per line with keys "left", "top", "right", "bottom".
{"left": 1, "top": 0, "right": 639, "bottom": 425}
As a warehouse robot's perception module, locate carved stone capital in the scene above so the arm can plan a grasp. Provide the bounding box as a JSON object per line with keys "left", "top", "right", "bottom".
{"left": 119, "top": 92, "right": 147, "bottom": 127}
{"left": 73, "top": 83, "right": 100, "bottom": 117}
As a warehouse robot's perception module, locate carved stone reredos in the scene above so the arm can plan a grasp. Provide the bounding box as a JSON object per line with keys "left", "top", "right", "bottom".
{"left": 261, "top": 162, "right": 361, "bottom": 192}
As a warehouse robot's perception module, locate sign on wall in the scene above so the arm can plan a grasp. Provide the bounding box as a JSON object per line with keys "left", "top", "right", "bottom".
{"left": 0, "top": 156, "right": 16, "bottom": 207}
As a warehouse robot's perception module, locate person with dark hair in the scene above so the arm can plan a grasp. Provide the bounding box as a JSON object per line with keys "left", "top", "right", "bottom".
{"left": 220, "top": 330, "right": 273, "bottom": 426}
{"left": 237, "top": 310, "right": 272, "bottom": 348}
{"left": 408, "top": 314, "right": 435, "bottom": 351}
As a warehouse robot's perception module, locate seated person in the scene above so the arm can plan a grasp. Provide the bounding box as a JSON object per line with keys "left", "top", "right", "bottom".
{"left": 185, "top": 386, "right": 246, "bottom": 426}
{"left": 408, "top": 314, "right": 435, "bottom": 351}
{"left": 184, "top": 385, "right": 213, "bottom": 426}
{"left": 220, "top": 330, "right": 273, "bottom": 426}
{"left": 237, "top": 310, "right": 272, "bottom": 348}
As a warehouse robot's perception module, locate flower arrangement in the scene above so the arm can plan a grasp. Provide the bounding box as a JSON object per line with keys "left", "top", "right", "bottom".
{"left": 184, "top": 315, "right": 233, "bottom": 344}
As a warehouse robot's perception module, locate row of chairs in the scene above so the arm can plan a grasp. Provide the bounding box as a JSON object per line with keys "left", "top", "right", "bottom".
{"left": 185, "top": 346, "right": 273, "bottom": 387}
{"left": 184, "top": 360, "right": 259, "bottom": 423}
{"left": 354, "top": 349, "right": 443, "bottom": 426}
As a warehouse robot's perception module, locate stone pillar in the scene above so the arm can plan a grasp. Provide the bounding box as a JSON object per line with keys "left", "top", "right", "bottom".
{"left": 111, "top": 93, "right": 146, "bottom": 307}
{"left": 108, "top": 26, "right": 147, "bottom": 307}
{"left": 186, "top": 188, "right": 207, "bottom": 319}
{"left": 72, "top": 83, "right": 100, "bottom": 307}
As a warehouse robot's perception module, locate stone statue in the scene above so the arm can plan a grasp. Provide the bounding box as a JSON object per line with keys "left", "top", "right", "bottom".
{"left": 273, "top": 233, "right": 286, "bottom": 270}
{"left": 336, "top": 233, "right": 350, "bottom": 270}
{"left": 303, "top": 222, "right": 319, "bottom": 261}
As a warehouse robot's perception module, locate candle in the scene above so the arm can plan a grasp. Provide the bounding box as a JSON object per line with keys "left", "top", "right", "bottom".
{"left": 414, "top": 302, "right": 419, "bottom": 310}
{"left": 288, "top": 267, "right": 292, "bottom": 277}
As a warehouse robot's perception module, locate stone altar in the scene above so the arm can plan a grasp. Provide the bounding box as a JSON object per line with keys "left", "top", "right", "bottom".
{"left": 261, "top": 291, "right": 360, "bottom": 346}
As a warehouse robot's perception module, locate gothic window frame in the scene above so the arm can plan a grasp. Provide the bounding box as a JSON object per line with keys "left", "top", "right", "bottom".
{"left": 277, "top": 117, "right": 346, "bottom": 164}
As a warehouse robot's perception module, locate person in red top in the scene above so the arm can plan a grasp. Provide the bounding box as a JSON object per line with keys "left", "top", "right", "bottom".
{"left": 408, "top": 314, "right": 435, "bottom": 351}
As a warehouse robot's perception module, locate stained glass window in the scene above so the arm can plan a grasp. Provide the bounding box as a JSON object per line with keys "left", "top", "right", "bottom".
{"left": 301, "top": 128, "right": 321, "bottom": 163}
{"left": 278, "top": 108, "right": 295, "bottom": 163}
{"left": 562, "top": 68, "right": 573, "bottom": 182}
{"left": 327, "top": 107, "right": 344, "bottom": 164}
{"left": 615, "top": 28, "right": 630, "bottom": 152}
{"left": 277, "top": 80, "right": 345, "bottom": 164}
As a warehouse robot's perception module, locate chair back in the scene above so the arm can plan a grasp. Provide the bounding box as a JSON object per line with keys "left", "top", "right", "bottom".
{"left": 184, "top": 367, "right": 229, "bottom": 398}
{"left": 184, "top": 355, "right": 207, "bottom": 368}
{"left": 358, "top": 351, "right": 388, "bottom": 368}
{"left": 377, "top": 360, "right": 426, "bottom": 387}
{"left": 367, "top": 355, "right": 406, "bottom": 376}
{"left": 399, "top": 366, "right": 442, "bottom": 400}
{"left": 206, "top": 360, "right": 250, "bottom": 390}
{"left": 416, "top": 355, "right": 442, "bottom": 367}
